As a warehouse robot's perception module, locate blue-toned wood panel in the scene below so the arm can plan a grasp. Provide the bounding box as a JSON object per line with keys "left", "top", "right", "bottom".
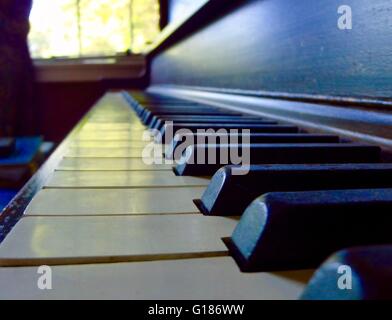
{"left": 151, "top": 0, "right": 392, "bottom": 101}
{"left": 168, "top": 0, "right": 209, "bottom": 23}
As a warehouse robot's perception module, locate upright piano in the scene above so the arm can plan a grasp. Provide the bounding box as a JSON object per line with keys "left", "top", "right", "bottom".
{"left": 1, "top": 0, "right": 392, "bottom": 300}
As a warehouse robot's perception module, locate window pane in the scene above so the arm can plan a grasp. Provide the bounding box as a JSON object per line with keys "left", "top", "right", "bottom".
{"left": 79, "top": 0, "right": 131, "bottom": 56}
{"left": 132, "top": 0, "right": 160, "bottom": 53}
{"left": 29, "top": 0, "right": 79, "bottom": 58}
{"left": 29, "top": 0, "right": 160, "bottom": 58}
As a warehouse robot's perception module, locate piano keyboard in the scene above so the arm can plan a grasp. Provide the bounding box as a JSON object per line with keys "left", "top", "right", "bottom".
{"left": 0, "top": 91, "right": 391, "bottom": 300}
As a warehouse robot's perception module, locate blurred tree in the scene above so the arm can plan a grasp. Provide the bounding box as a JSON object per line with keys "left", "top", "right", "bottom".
{"left": 29, "top": 0, "right": 160, "bottom": 58}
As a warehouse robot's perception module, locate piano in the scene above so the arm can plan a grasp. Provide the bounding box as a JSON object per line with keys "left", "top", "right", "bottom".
{"left": 1, "top": 0, "right": 392, "bottom": 300}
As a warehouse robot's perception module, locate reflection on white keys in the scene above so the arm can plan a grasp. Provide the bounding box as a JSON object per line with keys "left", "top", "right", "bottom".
{"left": 0, "top": 257, "right": 313, "bottom": 300}
{"left": 45, "top": 171, "right": 210, "bottom": 188}
{"left": 25, "top": 187, "right": 205, "bottom": 216}
{"left": 0, "top": 215, "right": 238, "bottom": 266}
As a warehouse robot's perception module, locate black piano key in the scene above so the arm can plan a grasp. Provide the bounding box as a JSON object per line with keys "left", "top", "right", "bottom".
{"left": 141, "top": 104, "right": 228, "bottom": 111}
{"left": 141, "top": 109, "right": 198, "bottom": 124}
{"left": 157, "top": 119, "right": 277, "bottom": 131}
{"left": 196, "top": 163, "right": 392, "bottom": 216}
{"left": 149, "top": 115, "right": 257, "bottom": 129}
{"left": 165, "top": 133, "right": 340, "bottom": 159}
{"left": 157, "top": 123, "right": 299, "bottom": 145}
{"left": 301, "top": 246, "right": 392, "bottom": 300}
{"left": 126, "top": 93, "right": 194, "bottom": 106}
{"left": 227, "top": 189, "right": 392, "bottom": 271}
{"left": 152, "top": 117, "right": 270, "bottom": 130}
{"left": 138, "top": 101, "right": 198, "bottom": 108}
{"left": 124, "top": 94, "right": 194, "bottom": 112}
{"left": 153, "top": 114, "right": 258, "bottom": 120}
{"left": 174, "top": 143, "right": 381, "bottom": 176}
{"left": 143, "top": 110, "right": 239, "bottom": 125}
{"left": 142, "top": 106, "right": 242, "bottom": 120}
{"left": 143, "top": 105, "right": 218, "bottom": 113}
{"left": 145, "top": 103, "right": 222, "bottom": 113}
{"left": 160, "top": 124, "right": 299, "bottom": 143}
{"left": 139, "top": 107, "right": 204, "bottom": 122}
{"left": 134, "top": 101, "right": 194, "bottom": 113}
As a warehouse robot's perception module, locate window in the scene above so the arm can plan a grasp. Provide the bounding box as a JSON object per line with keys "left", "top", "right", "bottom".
{"left": 29, "top": 0, "right": 160, "bottom": 59}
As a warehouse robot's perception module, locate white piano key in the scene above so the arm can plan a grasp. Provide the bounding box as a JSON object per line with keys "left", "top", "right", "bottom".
{"left": 77, "top": 128, "right": 145, "bottom": 134}
{"left": 45, "top": 171, "right": 209, "bottom": 188}
{"left": 57, "top": 158, "right": 172, "bottom": 171}
{"left": 80, "top": 123, "right": 145, "bottom": 131}
{"left": 78, "top": 128, "right": 147, "bottom": 135}
{"left": 88, "top": 108, "right": 133, "bottom": 114}
{"left": 87, "top": 110, "right": 135, "bottom": 116}
{"left": 25, "top": 187, "right": 205, "bottom": 216}
{"left": 73, "top": 131, "right": 147, "bottom": 141}
{"left": 86, "top": 114, "right": 136, "bottom": 121}
{"left": 0, "top": 215, "right": 238, "bottom": 266}
{"left": 0, "top": 257, "right": 313, "bottom": 300}
{"left": 85, "top": 117, "right": 138, "bottom": 124}
{"left": 64, "top": 147, "right": 147, "bottom": 158}
{"left": 92, "top": 92, "right": 135, "bottom": 110}
{"left": 66, "top": 141, "right": 150, "bottom": 148}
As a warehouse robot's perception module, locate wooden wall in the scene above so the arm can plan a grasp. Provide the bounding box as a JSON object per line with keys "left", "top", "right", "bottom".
{"left": 32, "top": 57, "right": 147, "bottom": 142}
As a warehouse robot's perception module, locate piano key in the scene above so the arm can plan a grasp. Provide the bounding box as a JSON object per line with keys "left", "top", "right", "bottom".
{"left": 137, "top": 101, "right": 200, "bottom": 108}
{"left": 151, "top": 116, "right": 269, "bottom": 130}
{"left": 153, "top": 118, "right": 276, "bottom": 130}
{"left": 150, "top": 114, "right": 257, "bottom": 120}
{"left": 64, "top": 147, "right": 147, "bottom": 158}
{"left": 142, "top": 109, "right": 241, "bottom": 125}
{"left": 89, "top": 107, "right": 133, "bottom": 114}
{"left": 0, "top": 215, "right": 238, "bottom": 266}
{"left": 76, "top": 128, "right": 147, "bottom": 135}
{"left": 228, "top": 189, "right": 392, "bottom": 271}
{"left": 86, "top": 116, "right": 138, "bottom": 123}
{"left": 138, "top": 104, "right": 220, "bottom": 113}
{"left": 175, "top": 143, "right": 381, "bottom": 176}
{"left": 45, "top": 171, "right": 209, "bottom": 188}
{"left": 197, "top": 163, "right": 392, "bottom": 216}
{"left": 66, "top": 140, "right": 150, "bottom": 148}
{"left": 301, "top": 246, "right": 392, "bottom": 300}
{"left": 0, "top": 257, "right": 312, "bottom": 299}
{"left": 88, "top": 108, "right": 133, "bottom": 114}
{"left": 88, "top": 109, "right": 134, "bottom": 115}
{"left": 127, "top": 94, "right": 196, "bottom": 106}
{"left": 165, "top": 133, "right": 340, "bottom": 159}
{"left": 149, "top": 114, "right": 260, "bottom": 129}
{"left": 25, "top": 187, "right": 204, "bottom": 216}
{"left": 144, "top": 112, "right": 236, "bottom": 126}
{"left": 90, "top": 116, "right": 139, "bottom": 121}
{"left": 160, "top": 123, "right": 298, "bottom": 138}
{"left": 126, "top": 93, "right": 200, "bottom": 106}
{"left": 72, "top": 131, "right": 148, "bottom": 141}
{"left": 57, "top": 158, "right": 172, "bottom": 171}
{"left": 89, "top": 112, "right": 135, "bottom": 116}
{"left": 140, "top": 104, "right": 222, "bottom": 111}
{"left": 89, "top": 107, "right": 135, "bottom": 113}
{"left": 80, "top": 123, "right": 146, "bottom": 131}
{"left": 132, "top": 100, "right": 199, "bottom": 108}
